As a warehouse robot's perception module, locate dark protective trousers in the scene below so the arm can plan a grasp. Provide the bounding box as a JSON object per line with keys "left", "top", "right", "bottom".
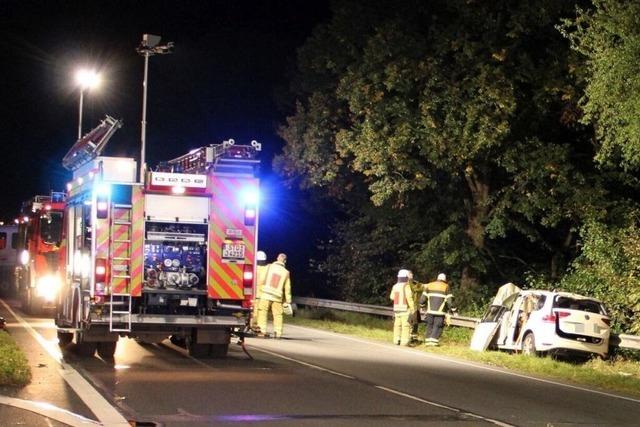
{"left": 425, "top": 314, "right": 445, "bottom": 341}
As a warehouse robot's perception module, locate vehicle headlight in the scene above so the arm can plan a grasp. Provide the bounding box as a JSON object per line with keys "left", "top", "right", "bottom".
{"left": 36, "top": 275, "right": 61, "bottom": 301}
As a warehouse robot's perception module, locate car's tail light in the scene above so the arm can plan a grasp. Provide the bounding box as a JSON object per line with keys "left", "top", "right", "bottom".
{"left": 602, "top": 318, "right": 611, "bottom": 326}
{"left": 544, "top": 310, "right": 569, "bottom": 323}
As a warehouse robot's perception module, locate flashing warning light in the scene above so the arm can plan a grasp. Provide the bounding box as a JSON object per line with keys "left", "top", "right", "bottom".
{"left": 171, "top": 186, "right": 186, "bottom": 194}
{"left": 14, "top": 218, "right": 19, "bottom": 224}
{"left": 96, "top": 184, "right": 110, "bottom": 219}
{"left": 242, "top": 188, "right": 259, "bottom": 205}
{"left": 77, "top": 177, "right": 84, "bottom": 185}
{"left": 67, "top": 183, "right": 73, "bottom": 191}
{"left": 45, "top": 204, "right": 52, "bottom": 211}
{"left": 23, "top": 216, "right": 29, "bottom": 223}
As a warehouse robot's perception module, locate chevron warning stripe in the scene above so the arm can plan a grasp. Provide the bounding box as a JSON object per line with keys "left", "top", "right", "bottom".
{"left": 207, "top": 176, "right": 258, "bottom": 299}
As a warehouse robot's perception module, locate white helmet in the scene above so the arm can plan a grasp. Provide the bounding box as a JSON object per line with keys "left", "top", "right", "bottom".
{"left": 397, "top": 269, "right": 410, "bottom": 278}
{"left": 257, "top": 251, "right": 267, "bottom": 262}
{"left": 437, "top": 273, "right": 447, "bottom": 282}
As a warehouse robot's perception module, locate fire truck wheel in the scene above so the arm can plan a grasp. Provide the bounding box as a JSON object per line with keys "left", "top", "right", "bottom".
{"left": 75, "top": 341, "right": 97, "bottom": 357}
{"left": 187, "top": 340, "right": 210, "bottom": 358}
{"left": 57, "top": 331, "right": 73, "bottom": 348}
{"left": 97, "top": 341, "right": 117, "bottom": 359}
{"left": 209, "top": 343, "right": 229, "bottom": 358}
{"left": 170, "top": 335, "right": 186, "bottom": 347}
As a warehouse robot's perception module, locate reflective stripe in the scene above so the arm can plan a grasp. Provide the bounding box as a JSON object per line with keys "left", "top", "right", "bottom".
{"left": 261, "top": 263, "right": 289, "bottom": 302}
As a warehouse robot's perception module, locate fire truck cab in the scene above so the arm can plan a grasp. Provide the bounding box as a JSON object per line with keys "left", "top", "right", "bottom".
{"left": 14, "top": 193, "right": 66, "bottom": 314}
{"left": 55, "top": 116, "right": 260, "bottom": 359}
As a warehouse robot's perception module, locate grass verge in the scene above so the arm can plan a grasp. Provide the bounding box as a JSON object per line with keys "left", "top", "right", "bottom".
{"left": 0, "top": 330, "right": 32, "bottom": 387}
{"left": 288, "top": 308, "right": 640, "bottom": 397}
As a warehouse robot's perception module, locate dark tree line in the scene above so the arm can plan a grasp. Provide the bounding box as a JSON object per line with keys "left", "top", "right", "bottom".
{"left": 276, "top": 0, "right": 640, "bottom": 333}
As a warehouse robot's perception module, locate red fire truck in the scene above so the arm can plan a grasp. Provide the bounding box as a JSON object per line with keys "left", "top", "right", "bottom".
{"left": 15, "top": 193, "right": 66, "bottom": 314}
{"left": 55, "top": 116, "right": 260, "bottom": 358}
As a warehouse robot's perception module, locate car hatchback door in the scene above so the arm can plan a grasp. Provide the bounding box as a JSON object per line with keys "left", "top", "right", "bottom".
{"left": 553, "top": 296, "right": 610, "bottom": 342}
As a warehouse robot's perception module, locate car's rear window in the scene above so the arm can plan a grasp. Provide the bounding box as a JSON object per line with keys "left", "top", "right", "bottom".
{"left": 554, "top": 296, "right": 604, "bottom": 314}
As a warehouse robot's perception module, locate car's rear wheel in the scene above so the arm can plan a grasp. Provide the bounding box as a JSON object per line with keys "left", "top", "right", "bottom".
{"left": 522, "top": 332, "right": 538, "bottom": 356}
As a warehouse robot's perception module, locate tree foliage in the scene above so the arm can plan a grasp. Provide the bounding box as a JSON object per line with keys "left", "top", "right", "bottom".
{"left": 560, "top": 0, "right": 640, "bottom": 170}
{"left": 276, "top": 0, "right": 617, "bottom": 309}
{"left": 561, "top": 213, "right": 640, "bottom": 334}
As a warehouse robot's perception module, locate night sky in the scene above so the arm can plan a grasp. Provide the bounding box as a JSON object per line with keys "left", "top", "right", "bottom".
{"left": 1, "top": 0, "right": 330, "bottom": 292}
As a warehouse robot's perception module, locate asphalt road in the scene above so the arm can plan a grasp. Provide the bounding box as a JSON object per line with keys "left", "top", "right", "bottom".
{"left": 2, "top": 299, "right": 640, "bottom": 426}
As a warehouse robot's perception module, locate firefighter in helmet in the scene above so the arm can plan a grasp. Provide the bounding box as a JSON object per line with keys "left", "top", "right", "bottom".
{"left": 419, "top": 273, "right": 453, "bottom": 346}
{"left": 407, "top": 270, "right": 423, "bottom": 344}
{"left": 250, "top": 250, "right": 269, "bottom": 332}
{"left": 257, "top": 253, "right": 292, "bottom": 338}
{"left": 390, "top": 269, "right": 415, "bottom": 346}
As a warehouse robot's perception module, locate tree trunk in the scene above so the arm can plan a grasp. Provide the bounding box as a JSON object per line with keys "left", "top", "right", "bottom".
{"left": 460, "top": 164, "right": 490, "bottom": 301}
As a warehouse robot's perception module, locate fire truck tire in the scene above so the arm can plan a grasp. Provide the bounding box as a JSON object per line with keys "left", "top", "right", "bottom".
{"left": 97, "top": 341, "right": 117, "bottom": 359}
{"left": 75, "top": 341, "right": 97, "bottom": 357}
{"left": 187, "top": 341, "right": 210, "bottom": 358}
{"left": 57, "top": 331, "right": 73, "bottom": 348}
{"left": 170, "top": 335, "right": 186, "bottom": 347}
{"left": 209, "top": 343, "right": 229, "bottom": 358}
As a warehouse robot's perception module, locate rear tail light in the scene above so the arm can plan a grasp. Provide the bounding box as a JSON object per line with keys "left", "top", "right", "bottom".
{"left": 243, "top": 264, "right": 254, "bottom": 288}
{"left": 244, "top": 205, "right": 256, "bottom": 226}
{"left": 543, "top": 310, "right": 570, "bottom": 323}
{"left": 94, "top": 258, "right": 108, "bottom": 295}
{"left": 602, "top": 318, "right": 611, "bottom": 326}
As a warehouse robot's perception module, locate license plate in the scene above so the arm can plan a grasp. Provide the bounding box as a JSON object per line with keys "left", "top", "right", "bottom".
{"left": 222, "top": 242, "right": 245, "bottom": 262}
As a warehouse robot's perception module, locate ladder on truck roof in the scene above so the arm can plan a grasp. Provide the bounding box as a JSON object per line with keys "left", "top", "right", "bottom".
{"left": 157, "top": 139, "right": 261, "bottom": 175}
{"left": 108, "top": 203, "right": 133, "bottom": 332}
{"left": 62, "top": 115, "right": 123, "bottom": 171}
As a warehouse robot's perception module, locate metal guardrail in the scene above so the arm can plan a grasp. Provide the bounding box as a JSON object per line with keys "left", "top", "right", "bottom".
{"left": 293, "top": 297, "right": 478, "bottom": 329}
{"left": 293, "top": 296, "right": 640, "bottom": 351}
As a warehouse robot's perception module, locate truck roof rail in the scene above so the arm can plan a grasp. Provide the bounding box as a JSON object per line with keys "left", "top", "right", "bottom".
{"left": 158, "top": 139, "right": 260, "bottom": 175}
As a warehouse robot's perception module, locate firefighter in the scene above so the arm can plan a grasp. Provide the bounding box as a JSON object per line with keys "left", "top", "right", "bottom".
{"left": 407, "top": 270, "right": 423, "bottom": 344}
{"left": 390, "top": 269, "right": 415, "bottom": 346}
{"left": 257, "top": 253, "right": 292, "bottom": 338}
{"left": 419, "top": 273, "right": 453, "bottom": 346}
{"left": 250, "top": 250, "right": 269, "bottom": 332}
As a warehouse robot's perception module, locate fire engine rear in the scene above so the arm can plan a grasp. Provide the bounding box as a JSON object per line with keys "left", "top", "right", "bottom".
{"left": 55, "top": 116, "right": 260, "bottom": 358}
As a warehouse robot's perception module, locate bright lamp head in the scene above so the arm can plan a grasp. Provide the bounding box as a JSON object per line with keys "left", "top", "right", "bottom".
{"left": 75, "top": 68, "right": 101, "bottom": 90}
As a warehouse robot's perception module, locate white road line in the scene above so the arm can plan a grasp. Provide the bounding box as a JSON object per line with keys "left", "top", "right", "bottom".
{"left": 288, "top": 324, "right": 640, "bottom": 405}
{"left": 251, "top": 346, "right": 356, "bottom": 379}
{"left": 250, "top": 343, "right": 511, "bottom": 425}
{"left": 0, "top": 299, "right": 130, "bottom": 427}
{"left": 0, "top": 395, "right": 99, "bottom": 427}
{"left": 375, "top": 386, "right": 513, "bottom": 426}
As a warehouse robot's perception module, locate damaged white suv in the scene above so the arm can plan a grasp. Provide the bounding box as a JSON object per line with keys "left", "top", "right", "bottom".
{"left": 471, "top": 290, "right": 611, "bottom": 359}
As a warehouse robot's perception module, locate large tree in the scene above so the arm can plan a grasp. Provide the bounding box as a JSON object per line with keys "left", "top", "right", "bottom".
{"left": 277, "top": 0, "right": 608, "bottom": 305}
{"left": 560, "top": 0, "right": 640, "bottom": 170}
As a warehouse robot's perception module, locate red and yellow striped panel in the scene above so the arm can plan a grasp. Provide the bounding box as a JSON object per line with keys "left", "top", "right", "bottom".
{"left": 95, "top": 219, "right": 110, "bottom": 258}
{"left": 207, "top": 176, "right": 258, "bottom": 300}
{"left": 130, "top": 185, "right": 144, "bottom": 297}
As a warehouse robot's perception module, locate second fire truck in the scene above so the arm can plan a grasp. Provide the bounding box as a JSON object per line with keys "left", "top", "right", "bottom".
{"left": 55, "top": 116, "right": 260, "bottom": 358}
{"left": 15, "top": 193, "right": 66, "bottom": 314}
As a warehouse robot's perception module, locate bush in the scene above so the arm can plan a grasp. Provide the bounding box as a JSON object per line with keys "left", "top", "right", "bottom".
{"left": 560, "top": 219, "right": 640, "bottom": 334}
{"left": 0, "top": 331, "right": 31, "bottom": 386}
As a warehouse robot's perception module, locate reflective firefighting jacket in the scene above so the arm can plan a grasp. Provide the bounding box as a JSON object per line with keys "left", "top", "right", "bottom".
{"left": 419, "top": 280, "right": 452, "bottom": 315}
{"left": 260, "top": 261, "right": 292, "bottom": 303}
{"left": 390, "top": 281, "right": 415, "bottom": 313}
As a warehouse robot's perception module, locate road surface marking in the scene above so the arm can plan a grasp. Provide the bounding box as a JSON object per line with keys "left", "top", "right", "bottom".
{"left": 0, "top": 395, "right": 99, "bottom": 427}
{"left": 287, "top": 324, "right": 640, "bottom": 405}
{"left": 250, "top": 344, "right": 512, "bottom": 426}
{"left": 0, "top": 299, "right": 131, "bottom": 427}
{"left": 375, "top": 385, "right": 513, "bottom": 426}
{"left": 252, "top": 346, "right": 356, "bottom": 379}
